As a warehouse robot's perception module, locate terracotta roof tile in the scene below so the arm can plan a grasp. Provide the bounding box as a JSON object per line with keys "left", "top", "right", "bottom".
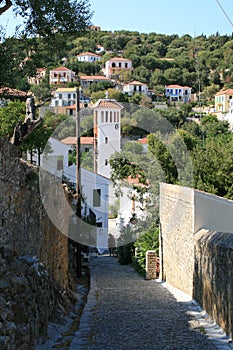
{"left": 215, "top": 89, "right": 233, "bottom": 96}
{"left": 80, "top": 75, "right": 110, "bottom": 81}
{"left": 108, "top": 57, "right": 131, "bottom": 62}
{"left": 61, "top": 136, "right": 94, "bottom": 145}
{"left": 0, "top": 87, "right": 28, "bottom": 98}
{"left": 94, "top": 99, "right": 123, "bottom": 109}
{"left": 50, "top": 66, "right": 73, "bottom": 72}
{"left": 166, "top": 84, "right": 191, "bottom": 89}
{"left": 77, "top": 52, "right": 101, "bottom": 58}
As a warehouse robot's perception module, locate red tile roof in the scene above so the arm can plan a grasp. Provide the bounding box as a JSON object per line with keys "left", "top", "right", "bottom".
{"left": 61, "top": 136, "right": 94, "bottom": 145}
{"left": 0, "top": 87, "right": 28, "bottom": 98}
{"left": 50, "top": 66, "right": 73, "bottom": 72}
{"left": 215, "top": 89, "right": 233, "bottom": 96}
{"left": 80, "top": 75, "right": 110, "bottom": 81}
{"left": 77, "top": 52, "right": 101, "bottom": 58}
{"left": 108, "top": 57, "right": 131, "bottom": 62}
{"left": 94, "top": 99, "right": 123, "bottom": 109}
{"left": 138, "top": 138, "right": 148, "bottom": 144}
{"left": 127, "top": 80, "right": 146, "bottom": 86}
{"left": 126, "top": 175, "right": 150, "bottom": 188}
{"left": 166, "top": 84, "right": 191, "bottom": 89}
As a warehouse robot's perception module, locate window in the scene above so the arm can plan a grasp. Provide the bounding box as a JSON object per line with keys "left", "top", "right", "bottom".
{"left": 59, "top": 94, "right": 62, "bottom": 99}
{"left": 119, "top": 62, "right": 122, "bottom": 68}
{"left": 101, "top": 111, "right": 104, "bottom": 123}
{"left": 117, "top": 112, "right": 119, "bottom": 122}
{"left": 106, "top": 111, "right": 108, "bottom": 122}
{"left": 112, "top": 62, "right": 116, "bottom": 68}
{"left": 125, "top": 63, "right": 128, "bottom": 68}
{"left": 114, "top": 112, "right": 116, "bottom": 122}
{"left": 68, "top": 94, "right": 71, "bottom": 99}
{"left": 93, "top": 189, "right": 101, "bottom": 207}
{"left": 57, "top": 159, "right": 63, "bottom": 170}
{"left": 110, "top": 111, "right": 113, "bottom": 122}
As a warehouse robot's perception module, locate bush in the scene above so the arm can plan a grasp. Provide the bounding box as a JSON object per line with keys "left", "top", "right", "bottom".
{"left": 133, "top": 223, "right": 159, "bottom": 275}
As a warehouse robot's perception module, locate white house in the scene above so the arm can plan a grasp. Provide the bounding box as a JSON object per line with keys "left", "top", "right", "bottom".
{"left": 40, "top": 137, "right": 110, "bottom": 253}
{"left": 123, "top": 80, "right": 148, "bottom": 96}
{"left": 61, "top": 136, "right": 94, "bottom": 154}
{"left": 165, "top": 84, "right": 192, "bottom": 104}
{"left": 77, "top": 52, "right": 101, "bottom": 62}
{"left": 103, "top": 57, "right": 132, "bottom": 78}
{"left": 49, "top": 67, "right": 76, "bottom": 85}
{"left": 63, "top": 152, "right": 110, "bottom": 253}
{"left": 50, "top": 87, "right": 77, "bottom": 107}
{"left": 28, "top": 68, "right": 46, "bottom": 85}
{"left": 96, "top": 45, "right": 105, "bottom": 54}
{"left": 80, "top": 75, "right": 112, "bottom": 89}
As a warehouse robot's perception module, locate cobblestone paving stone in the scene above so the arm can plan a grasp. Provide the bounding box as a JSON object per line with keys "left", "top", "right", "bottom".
{"left": 69, "top": 255, "right": 233, "bottom": 350}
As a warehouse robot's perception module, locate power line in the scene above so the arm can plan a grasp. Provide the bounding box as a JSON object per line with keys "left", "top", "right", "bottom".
{"left": 215, "top": 0, "right": 233, "bottom": 27}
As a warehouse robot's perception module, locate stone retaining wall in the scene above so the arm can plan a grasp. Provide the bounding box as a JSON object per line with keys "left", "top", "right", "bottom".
{"left": 0, "top": 139, "right": 68, "bottom": 289}
{"left": 160, "top": 182, "right": 233, "bottom": 337}
{"left": 194, "top": 229, "right": 233, "bottom": 338}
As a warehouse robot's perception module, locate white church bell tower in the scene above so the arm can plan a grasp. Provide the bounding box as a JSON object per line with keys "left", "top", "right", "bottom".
{"left": 93, "top": 95, "right": 123, "bottom": 179}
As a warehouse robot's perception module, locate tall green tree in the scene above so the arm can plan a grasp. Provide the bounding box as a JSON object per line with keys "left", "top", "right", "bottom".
{"left": 0, "top": 0, "right": 92, "bottom": 37}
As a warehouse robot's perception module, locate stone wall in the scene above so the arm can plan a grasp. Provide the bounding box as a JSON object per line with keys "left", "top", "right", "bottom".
{"left": 159, "top": 183, "right": 194, "bottom": 295}
{"left": 160, "top": 182, "right": 233, "bottom": 337}
{"left": 0, "top": 139, "right": 69, "bottom": 289}
{"left": 194, "top": 229, "right": 233, "bottom": 338}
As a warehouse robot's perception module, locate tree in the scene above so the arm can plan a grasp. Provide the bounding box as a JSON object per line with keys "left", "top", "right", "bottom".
{"left": 0, "top": 0, "right": 93, "bottom": 37}
{"left": 192, "top": 137, "right": 233, "bottom": 199}
{"left": 0, "top": 100, "right": 25, "bottom": 139}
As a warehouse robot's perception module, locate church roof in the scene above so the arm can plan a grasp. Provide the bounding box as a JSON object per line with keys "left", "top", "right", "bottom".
{"left": 93, "top": 99, "right": 123, "bottom": 109}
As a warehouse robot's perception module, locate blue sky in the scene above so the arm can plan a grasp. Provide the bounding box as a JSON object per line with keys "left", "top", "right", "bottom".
{"left": 90, "top": 0, "right": 233, "bottom": 37}
{"left": 1, "top": 0, "right": 233, "bottom": 37}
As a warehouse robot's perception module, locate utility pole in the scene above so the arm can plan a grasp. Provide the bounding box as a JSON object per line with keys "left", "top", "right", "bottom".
{"left": 76, "top": 87, "right": 82, "bottom": 277}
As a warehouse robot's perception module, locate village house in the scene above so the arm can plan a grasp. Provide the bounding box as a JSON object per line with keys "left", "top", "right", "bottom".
{"left": 50, "top": 87, "right": 76, "bottom": 107}
{"left": 215, "top": 88, "right": 233, "bottom": 114}
{"left": 95, "top": 45, "right": 105, "bottom": 54}
{"left": 49, "top": 66, "right": 76, "bottom": 85}
{"left": 61, "top": 136, "right": 94, "bottom": 154}
{"left": 214, "top": 88, "right": 233, "bottom": 129}
{"left": 103, "top": 57, "right": 132, "bottom": 78}
{"left": 79, "top": 75, "right": 112, "bottom": 89}
{"left": 77, "top": 52, "right": 101, "bottom": 62}
{"left": 28, "top": 68, "right": 47, "bottom": 85}
{"left": 165, "top": 84, "right": 192, "bottom": 104}
{"left": 50, "top": 87, "right": 90, "bottom": 115}
{"left": 123, "top": 80, "right": 149, "bottom": 96}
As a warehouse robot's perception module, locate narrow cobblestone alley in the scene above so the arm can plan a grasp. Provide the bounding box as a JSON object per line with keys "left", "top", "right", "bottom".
{"left": 69, "top": 256, "right": 233, "bottom": 350}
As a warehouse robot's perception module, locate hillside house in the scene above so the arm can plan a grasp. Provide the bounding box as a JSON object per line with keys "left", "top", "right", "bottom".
{"left": 123, "top": 80, "right": 148, "bottom": 96}
{"left": 50, "top": 87, "right": 76, "bottom": 107}
{"left": 215, "top": 89, "right": 233, "bottom": 114}
{"left": 49, "top": 67, "right": 76, "bottom": 85}
{"left": 28, "top": 68, "right": 47, "bottom": 85}
{"left": 61, "top": 136, "right": 94, "bottom": 153}
{"left": 80, "top": 75, "right": 112, "bottom": 89}
{"left": 96, "top": 45, "right": 105, "bottom": 54}
{"left": 77, "top": 52, "right": 101, "bottom": 62}
{"left": 103, "top": 57, "right": 132, "bottom": 78}
{"left": 165, "top": 85, "right": 192, "bottom": 104}
{"left": 214, "top": 88, "right": 233, "bottom": 129}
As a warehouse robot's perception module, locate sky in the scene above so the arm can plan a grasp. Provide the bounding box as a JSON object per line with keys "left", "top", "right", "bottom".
{"left": 1, "top": 0, "right": 233, "bottom": 37}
